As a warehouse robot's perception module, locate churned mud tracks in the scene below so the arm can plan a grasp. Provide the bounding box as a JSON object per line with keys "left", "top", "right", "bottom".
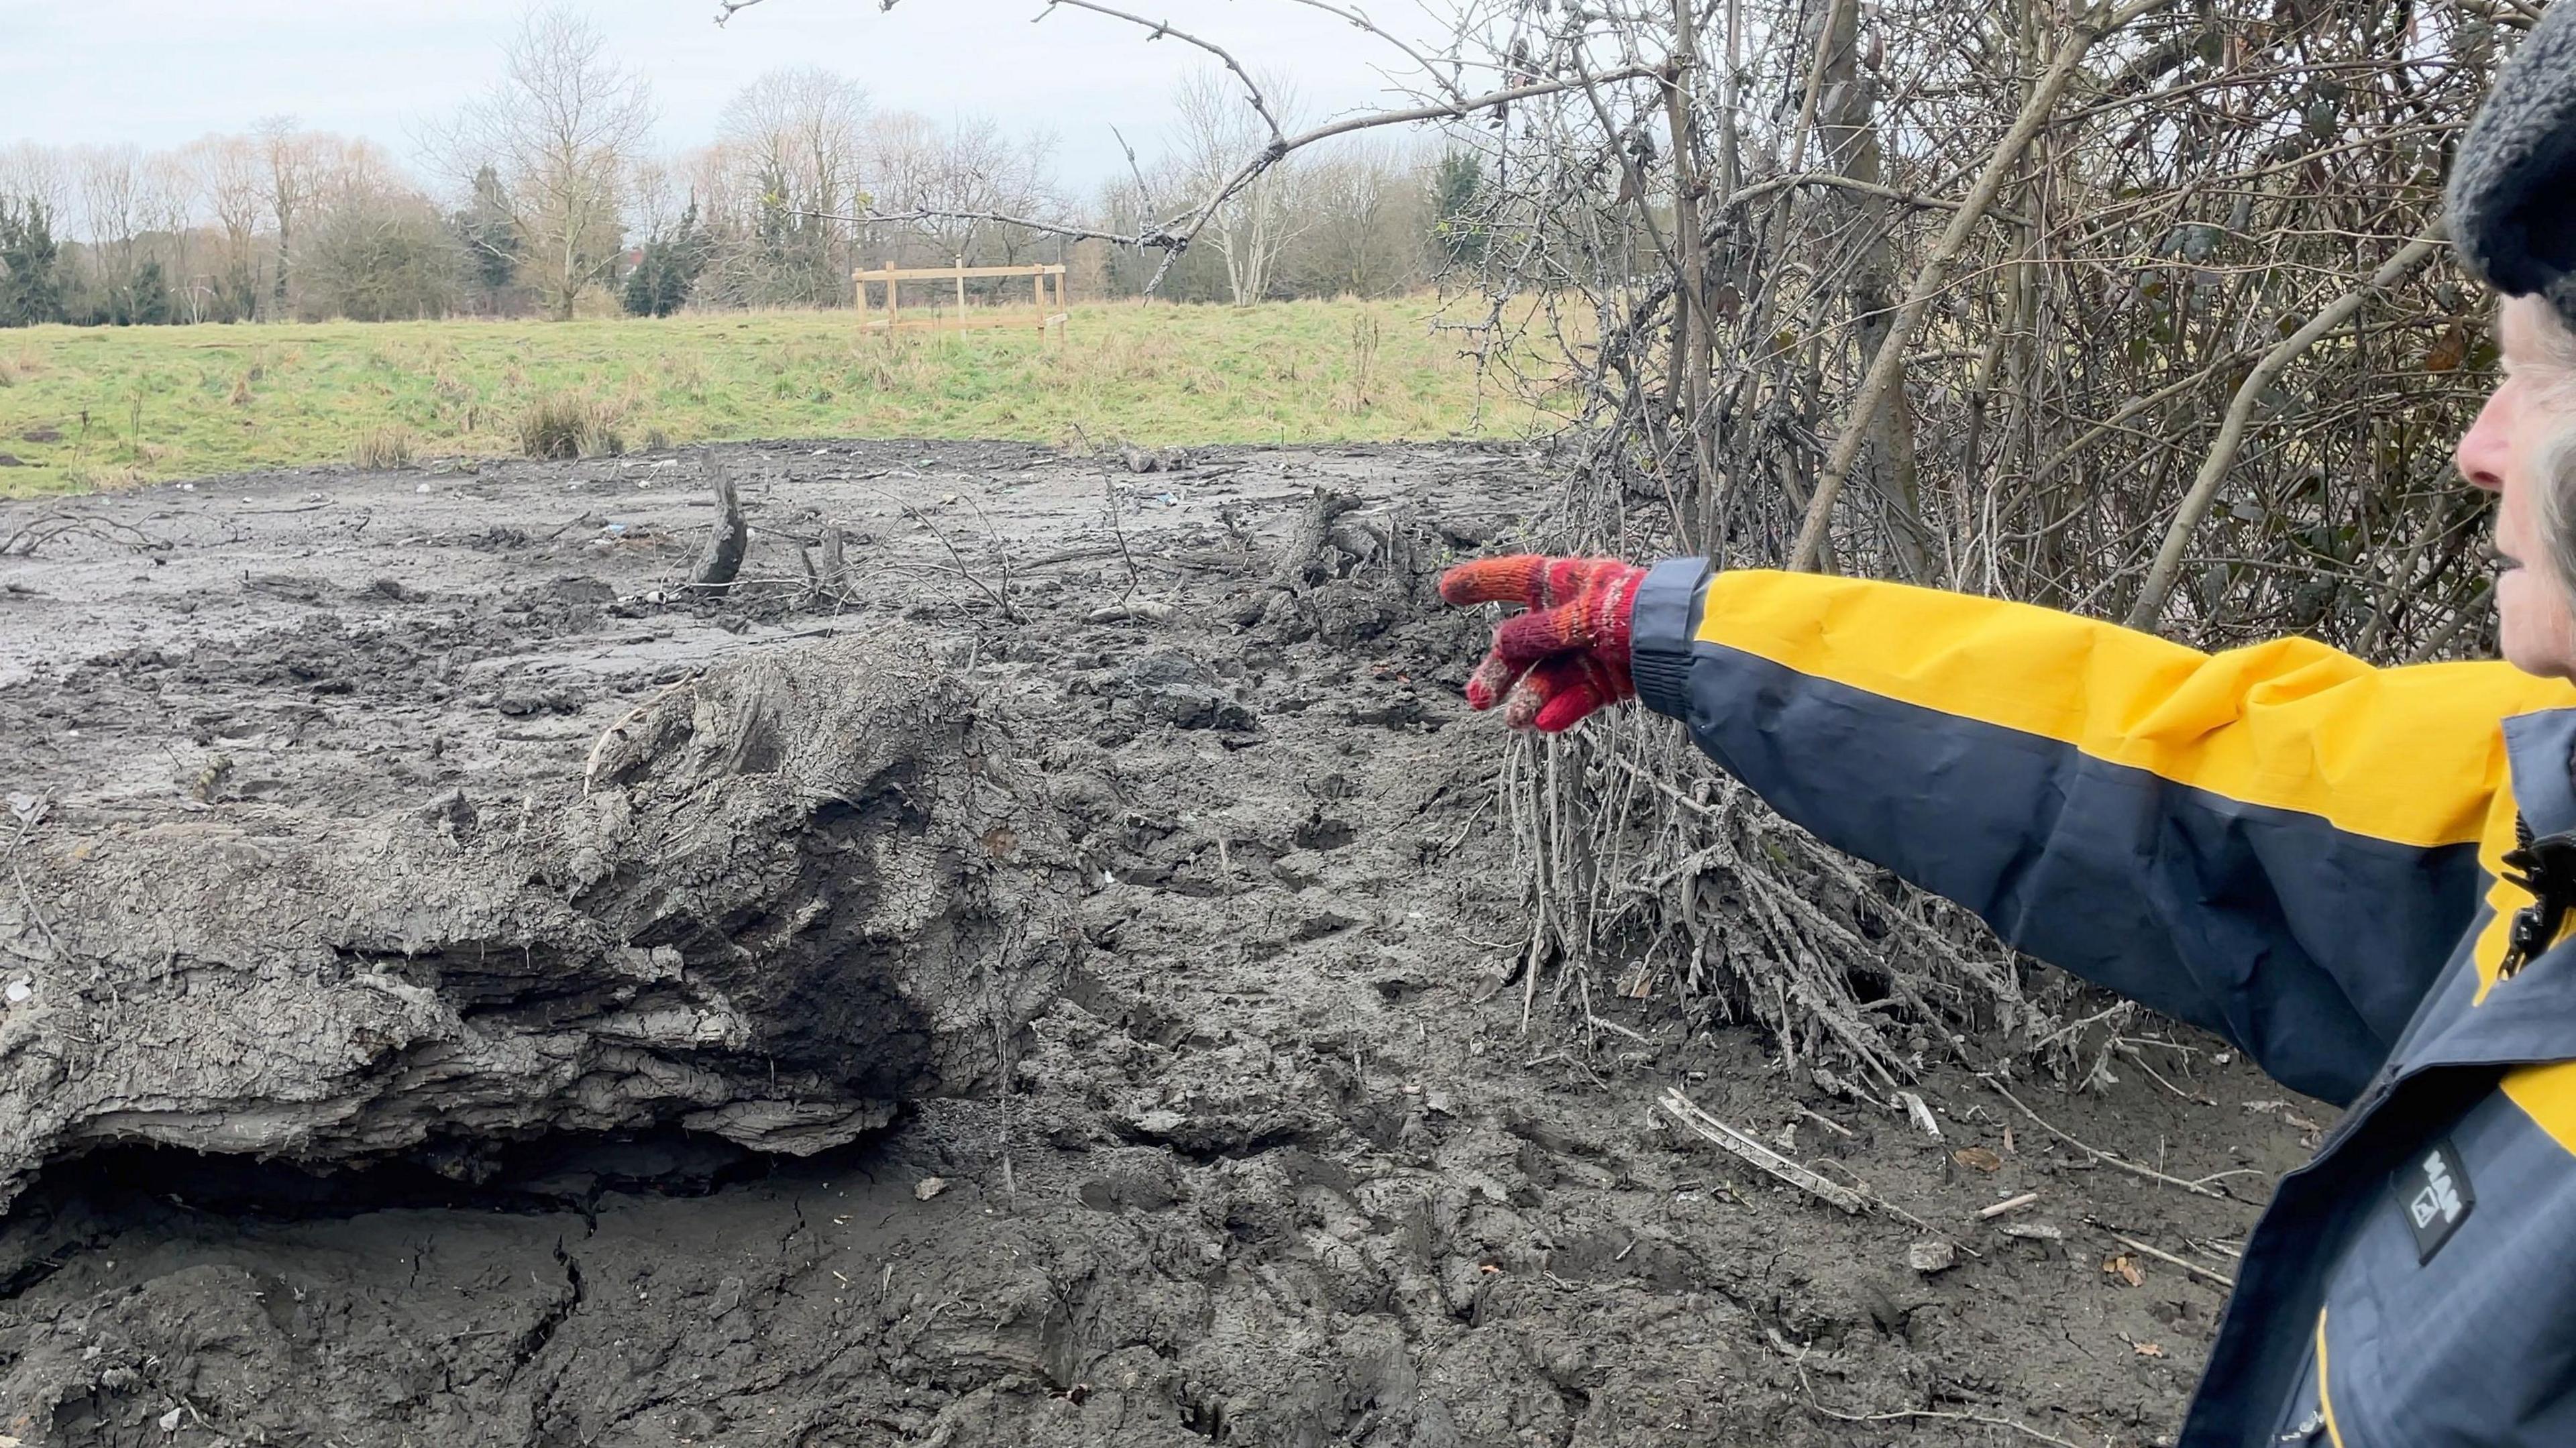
{"left": 0, "top": 440, "right": 2315, "bottom": 1445}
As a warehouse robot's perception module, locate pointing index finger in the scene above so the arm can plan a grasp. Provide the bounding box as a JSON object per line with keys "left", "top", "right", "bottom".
{"left": 1438, "top": 555, "right": 1552, "bottom": 608}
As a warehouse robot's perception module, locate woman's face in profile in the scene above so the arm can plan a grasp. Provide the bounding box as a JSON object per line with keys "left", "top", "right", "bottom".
{"left": 2461, "top": 297, "right": 2576, "bottom": 681}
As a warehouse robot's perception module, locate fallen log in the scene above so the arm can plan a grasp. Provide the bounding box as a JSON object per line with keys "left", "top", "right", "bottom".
{"left": 0, "top": 628, "right": 1077, "bottom": 1209}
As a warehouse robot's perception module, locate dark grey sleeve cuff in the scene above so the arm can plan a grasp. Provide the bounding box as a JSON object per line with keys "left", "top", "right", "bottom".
{"left": 1629, "top": 556, "right": 1711, "bottom": 720}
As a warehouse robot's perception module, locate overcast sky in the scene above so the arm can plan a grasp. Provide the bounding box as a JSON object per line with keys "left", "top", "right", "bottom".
{"left": 0, "top": 1, "right": 1454, "bottom": 191}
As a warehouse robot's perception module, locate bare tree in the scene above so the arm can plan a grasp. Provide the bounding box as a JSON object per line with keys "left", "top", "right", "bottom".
{"left": 139, "top": 151, "right": 201, "bottom": 321}
{"left": 629, "top": 155, "right": 684, "bottom": 243}
{"left": 438, "top": 5, "right": 655, "bottom": 320}
{"left": 0, "top": 143, "right": 70, "bottom": 220}
{"left": 255, "top": 117, "right": 320, "bottom": 321}
{"left": 717, "top": 66, "right": 869, "bottom": 302}
{"left": 76, "top": 145, "right": 144, "bottom": 300}
{"left": 303, "top": 138, "right": 466, "bottom": 322}
{"left": 1284, "top": 137, "right": 1434, "bottom": 297}
{"left": 191, "top": 135, "right": 266, "bottom": 321}
{"left": 722, "top": 69, "right": 868, "bottom": 219}
{"left": 1171, "top": 67, "right": 1305, "bottom": 306}
{"left": 861, "top": 111, "right": 1061, "bottom": 268}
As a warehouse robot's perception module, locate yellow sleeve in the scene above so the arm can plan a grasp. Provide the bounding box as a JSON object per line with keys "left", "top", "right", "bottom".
{"left": 1625, "top": 565, "right": 2575, "bottom": 1103}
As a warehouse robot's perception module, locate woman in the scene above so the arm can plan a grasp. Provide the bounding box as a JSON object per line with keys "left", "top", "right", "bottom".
{"left": 1443, "top": 12, "right": 2576, "bottom": 1444}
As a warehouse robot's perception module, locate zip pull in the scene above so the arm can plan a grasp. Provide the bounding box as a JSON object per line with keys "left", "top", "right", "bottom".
{"left": 2500, "top": 820, "right": 2576, "bottom": 979}
{"left": 2275, "top": 1410, "right": 2326, "bottom": 1444}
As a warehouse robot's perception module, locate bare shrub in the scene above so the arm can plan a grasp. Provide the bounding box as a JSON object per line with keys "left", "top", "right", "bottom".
{"left": 706, "top": 0, "right": 2544, "bottom": 1080}
{"left": 1429, "top": 0, "right": 2526, "bottom": 1082}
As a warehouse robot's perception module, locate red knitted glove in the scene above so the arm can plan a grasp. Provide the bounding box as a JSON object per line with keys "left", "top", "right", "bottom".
{"left": 1438, "top": 555, "right": 1646, "bottom": 732}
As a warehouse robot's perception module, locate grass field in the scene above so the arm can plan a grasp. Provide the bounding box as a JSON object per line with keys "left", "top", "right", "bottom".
{"left": 0, "top": 295, "right": 1554, "bottom": 498}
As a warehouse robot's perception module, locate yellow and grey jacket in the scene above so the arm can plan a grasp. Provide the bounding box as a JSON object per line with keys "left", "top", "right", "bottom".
{"left": 1629, "top": 559, "right": 2576, "bottom": 1446}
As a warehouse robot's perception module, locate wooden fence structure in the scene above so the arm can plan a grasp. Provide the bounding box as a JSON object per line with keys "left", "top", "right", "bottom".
{"left": 853, "top": 260, "right": 1069, "bottom": 335}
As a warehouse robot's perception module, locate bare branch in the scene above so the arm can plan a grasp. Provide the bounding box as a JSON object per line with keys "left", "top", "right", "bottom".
{"left": 810, "top": 207, "right": 1167, "bottom": 248}
{"left": 1108, "top": 123, "right": 1155, "bottom": 217}
{"left": 1786, "top": 0, "right": 2180, "bottom": 571}
{"left": 1724, "top": 171, "right": 2036, "bottom": 229}
{"left": 1262, "top": 0, "right": 1462, "bottom": 102}
{"left": 2123, "top": 229, "right": 2447, "bottom": 630}
{"left": 1034, "top": 1, "right": 1289, "bottom": 148}
{"left": 1145, "top": 64, "right": 1666, "bottom": 290}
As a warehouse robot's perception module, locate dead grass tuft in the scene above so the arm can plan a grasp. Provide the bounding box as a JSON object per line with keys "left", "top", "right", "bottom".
{"left": 517, "top": 390, "right": 625, "bottom": 460}
{"left": 66, "top": 461, "right": 147, "bottom": 491}
{"left": 352, "top": 427, "right": 416, "bottom": 470}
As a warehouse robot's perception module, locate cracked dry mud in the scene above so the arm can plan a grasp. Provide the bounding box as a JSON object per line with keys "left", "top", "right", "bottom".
{"left": 0, "top": 440, "right": 2318, "bottom": 1446}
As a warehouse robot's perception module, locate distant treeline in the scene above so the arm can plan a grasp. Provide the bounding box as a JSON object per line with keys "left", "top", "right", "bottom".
{"left": 0, "top": 12, "right": 1486, "bottom": 329}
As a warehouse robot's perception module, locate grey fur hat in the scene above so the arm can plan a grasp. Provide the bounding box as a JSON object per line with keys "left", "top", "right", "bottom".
{"left": 2448, "top": 2, "right": 2576, "bottom": 329}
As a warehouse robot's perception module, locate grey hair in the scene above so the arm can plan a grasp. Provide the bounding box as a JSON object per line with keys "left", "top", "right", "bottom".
{"left": 2534, "top": 304, "right": 2576, "bottom": 597}
{"left": 2544, "top": 409, "right": 2576, "bottom": 605}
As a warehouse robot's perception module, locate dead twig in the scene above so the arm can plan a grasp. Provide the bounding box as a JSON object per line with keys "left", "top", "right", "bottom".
{"left": 894, "top": 498, "right": 1022, "bottom": 625}
{"left": 0, "top": 514, "right": 160, "bottom": 559}
{"left": 1657, "top": 1087, "right": 1868, "bottom": 1214}
{"left": 1978, "top": 1073, "right": 2227, "bottom": 1199}
{"left": 1799, "top": 1376, "right": 2090, "bottom": 1448}
{"left": 1039, "top": 0, "right": 1287, "bottom": 146}
{"left": 2096, "top": 1227, "right": 2237, "bottom": 1288}
{"left": 1796, "top": 1105, "right": 1856, "bottom": 1139}
{"left": 1101, "top": 474, "right": 1141, "bottom": 603}
{"left": 3, "top": 797, "right": 58, "bottom": 954}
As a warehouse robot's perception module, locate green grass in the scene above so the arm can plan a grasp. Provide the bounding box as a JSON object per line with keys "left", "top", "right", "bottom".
{"left": 0, "top": 296, "right": 1553, "bottom": 498}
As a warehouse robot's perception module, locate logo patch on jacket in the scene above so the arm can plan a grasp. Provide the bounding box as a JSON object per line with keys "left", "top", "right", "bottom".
{"left": 2394, "top": 1138, "right": 2474, "bottom": 1263}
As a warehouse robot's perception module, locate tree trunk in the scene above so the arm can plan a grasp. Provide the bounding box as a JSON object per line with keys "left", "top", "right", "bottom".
{"left": 271, "top": 212, "right": 292, "bottom": 321}
{"left": 692, "top": 456, "right": 748, "bottom": 592}
{"left": 1666, "top": 0, "right": 1718, "bottom": 551}
{"left": 1814, "top": 0, "right": 1932, "bottom": 579}
{"left": 0, "top": 633, "right": 1079, "bottom": 1212}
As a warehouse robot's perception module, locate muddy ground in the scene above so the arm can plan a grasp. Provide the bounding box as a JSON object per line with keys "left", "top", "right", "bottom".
{"left": 0, "top": 440, "right": 2320, "bottom": 1447}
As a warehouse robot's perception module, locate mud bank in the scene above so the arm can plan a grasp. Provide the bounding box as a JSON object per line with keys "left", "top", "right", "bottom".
{"left": 0, "top": 441, "right": 2312, "bottom": 1445}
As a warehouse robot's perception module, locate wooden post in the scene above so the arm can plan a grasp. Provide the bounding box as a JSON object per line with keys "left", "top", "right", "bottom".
{"left": 953, "top": 255, "right": 967, "bottom": 329}
{"left": 854, "top": 268, "right": 869, "bottom": 333}
{"left": 885, "top": 264, "right": 900, "bottom": 331}
{"left": 1033, "top": 266, "right": 1045, "bottom": 333}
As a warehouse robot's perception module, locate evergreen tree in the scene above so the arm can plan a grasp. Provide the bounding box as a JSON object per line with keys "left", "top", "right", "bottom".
{"left": 130, "top": 260, "right": 173, "bottom": 325}
{"left": 1431, "top": 152, "right": 1491, "bottom": 268}
{"left": 652, "top": 241, "right": 689, "bottom": 317}
{"left": 0, "top": 197, "right": 64, "bottom": 327}
{"left": 621, "top": 202, "right": 708, "bottom": 319}
{"left": 660, "top": 201, "right": 706, "bottom": 315}
{"left": 621, "top": 247, "right": 660, "bottom": 316}
{"left": 457, "top": 164, "right": 519, "bottom": 308}
{"left": 101, "top": 260, "right": 174, "bottom": 327}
